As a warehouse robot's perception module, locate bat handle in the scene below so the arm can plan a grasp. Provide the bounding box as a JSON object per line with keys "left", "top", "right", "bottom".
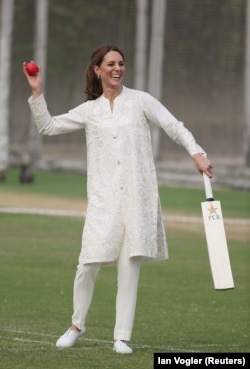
{"left": 203, "top": 173, "right": 214, "bottom": 201}
{"left": 202, "top": 152, "right": 214, "bottom": 201}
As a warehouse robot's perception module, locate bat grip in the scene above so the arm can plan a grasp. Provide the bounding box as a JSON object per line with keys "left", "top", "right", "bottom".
{"left": 203, "top": 173, "right": 214, "bottom": 201}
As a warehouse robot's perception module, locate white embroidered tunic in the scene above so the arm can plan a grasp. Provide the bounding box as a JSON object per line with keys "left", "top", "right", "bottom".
{"left": 28, "top": 86, "right": 204, "bottom": 264}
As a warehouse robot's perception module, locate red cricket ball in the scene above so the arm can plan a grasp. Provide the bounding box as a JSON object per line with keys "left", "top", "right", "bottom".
{"left": 25, "top": 61, "right": 39, "bottom": 76}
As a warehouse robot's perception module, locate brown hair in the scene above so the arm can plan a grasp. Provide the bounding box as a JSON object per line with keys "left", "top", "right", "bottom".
{"left": 84, "top": 44, "right": 125, "bottom": 101}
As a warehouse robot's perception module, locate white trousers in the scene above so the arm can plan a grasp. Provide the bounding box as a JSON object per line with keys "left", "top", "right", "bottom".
{"left": 72, "top": 243, "right": 141, "bottom": 341}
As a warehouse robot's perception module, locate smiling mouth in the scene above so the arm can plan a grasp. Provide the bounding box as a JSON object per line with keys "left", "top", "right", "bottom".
{"left": 111, "top": 74, "right": 121, "bottom": 79}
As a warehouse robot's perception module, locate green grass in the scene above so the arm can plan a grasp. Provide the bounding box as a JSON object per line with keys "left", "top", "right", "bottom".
{"left": 158, "top": 186, "right": 250, "bottom": 219}
{"left": 0, "top": 169, "right": 249, "bottom": 368}
{"left": 1, "top": 168, "right": 250, "bottom": 219}
{"left": 0, "top": 212, "right": 249, "bottom": 369}
{"left": 1, "top": 168, "right": 88, "bottom": 199}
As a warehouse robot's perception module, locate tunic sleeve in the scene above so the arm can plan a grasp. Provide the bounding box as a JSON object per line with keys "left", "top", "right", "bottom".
{"left": 139, "top": 91, "right": 205, "bottom": 156}
{"left": 28, "top": 94, "right": 88, "bottom": 136}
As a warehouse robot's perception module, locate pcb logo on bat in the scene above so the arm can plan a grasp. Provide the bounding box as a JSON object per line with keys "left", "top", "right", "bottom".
{"left": 207, "top": 204, "right": 220, "bottom": 221}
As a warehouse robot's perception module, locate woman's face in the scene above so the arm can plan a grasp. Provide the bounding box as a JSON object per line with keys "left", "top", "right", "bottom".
{"left": 94, "top": 50, "right": 125, "bottom": 91}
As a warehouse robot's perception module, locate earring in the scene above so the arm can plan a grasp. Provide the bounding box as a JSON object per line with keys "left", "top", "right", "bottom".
{"left": 98, "top": 75, "right": 101, "bottom": 79}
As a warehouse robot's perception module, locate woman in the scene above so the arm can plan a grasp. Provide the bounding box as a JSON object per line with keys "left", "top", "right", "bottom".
{"left": 23, "top": 44, "right": 212, "bottom": 354}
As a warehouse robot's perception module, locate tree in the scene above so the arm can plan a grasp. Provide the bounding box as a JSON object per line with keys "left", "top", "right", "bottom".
{"left": 0, "top": 0, "right": 15, "bottom": 180}
{"left": 148, "top": 0, "right": 167, "bottom": 160}
{"left": 22, "top": 0, "right": 49, "bottom": 182}
{"left": 134, "top": 0, "right": 148, "bottom": 91}
{"left": 245, "top": 0, "right": 250, "bottom": 166}
{"left": 30, "top": 0, "right": 48, "bottom": 164}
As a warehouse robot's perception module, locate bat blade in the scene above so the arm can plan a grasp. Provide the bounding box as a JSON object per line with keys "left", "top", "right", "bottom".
{"left": 201, "top": 200, "right": 234, "bottom": 290}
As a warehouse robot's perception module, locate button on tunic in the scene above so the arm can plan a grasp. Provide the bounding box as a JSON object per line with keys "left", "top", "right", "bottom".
{"left": 29, "top": 86, "right": 204, "bottom": 264}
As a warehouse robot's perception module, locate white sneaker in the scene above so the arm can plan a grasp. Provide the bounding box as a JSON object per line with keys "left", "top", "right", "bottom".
{"left": 56, "top": 328, "right": 85, "bottom": 348}
{"left": 113, "top": 340, "right": 133, "bottom": 354}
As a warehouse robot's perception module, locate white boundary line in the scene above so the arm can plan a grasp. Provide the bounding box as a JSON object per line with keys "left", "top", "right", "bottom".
{"left": 0, "top": 207, "right": 86, "bottom": 218}
{"left": 0, "top": 206, "right": 249, "bottom": 226}
{"left": 0, "top": 328, "right": 236, "bottom": 353}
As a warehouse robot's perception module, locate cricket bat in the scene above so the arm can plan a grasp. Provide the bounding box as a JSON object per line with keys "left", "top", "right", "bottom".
{"left": 201, "top": 173, "right": 234, "bottom": 290}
